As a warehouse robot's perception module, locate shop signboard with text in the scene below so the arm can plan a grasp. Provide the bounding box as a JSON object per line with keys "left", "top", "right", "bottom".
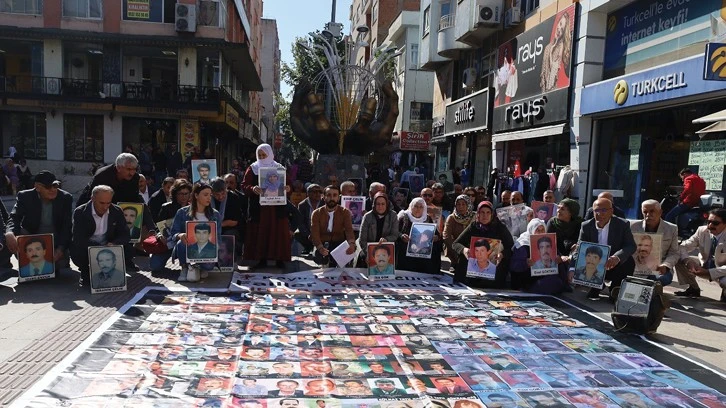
{"left": 492, "top": 4, "right": 576, "bottom": 132}
{"left": 123, "top": 0, "right": 160, "bottom": 21}
{"left": 399, "top": 131, "right": 431, "bottom": 151}
{"left": 444, "top": 89, "right": 491, "bottom": 137}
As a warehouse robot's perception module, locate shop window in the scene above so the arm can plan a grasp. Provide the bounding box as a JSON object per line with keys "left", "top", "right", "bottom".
{"left": 0, "top": 0, "right": 42, "bottom": 14}
{"left": 122, "top": 117, "right": 178, "bottom": 156}
{"left": 409, "top": 44, "right": 419, "bottom": 69}
{"left": 1, "top": 112, "right": 46, "bottom": 159}
{"left": 63, "top": 0, "right": 101, "bottom": 18}
{"left": 64, "top": 115, "right": 103, "bottom": 162}
{"left": 523, "top": 0, "right": 539, "bottom": 16}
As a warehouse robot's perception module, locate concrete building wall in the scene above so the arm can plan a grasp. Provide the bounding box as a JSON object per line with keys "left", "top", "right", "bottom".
{"left": 260, "top": 18, "right": 281, "bottom": 143}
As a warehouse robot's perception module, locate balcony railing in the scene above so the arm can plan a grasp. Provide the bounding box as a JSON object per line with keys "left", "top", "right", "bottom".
{"left": 0, "top": 76, "right": 222, "bottom": 106}
{"left": 439, "top": 14, "right": 455, "bottom": 31}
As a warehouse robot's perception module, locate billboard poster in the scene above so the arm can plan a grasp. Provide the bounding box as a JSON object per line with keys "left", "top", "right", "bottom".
{"left": 399, "top": 131, "right": 431, "bottom": 151}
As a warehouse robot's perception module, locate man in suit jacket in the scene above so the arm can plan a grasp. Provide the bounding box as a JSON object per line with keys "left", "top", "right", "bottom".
{"left": 149, "top": 177, "right": 174, "bottom": 222}
{"left": 577, "top": 198, "right": 636, "bottom": 300}
{"left": 675, "top": 208, "right": 726, "bottom": 301}
{"left": 310, "top": 185, "right": 356, "bottom": 266}
{"left": 5, "top": 171, "right": 73, "bottom": 267}
{"left": 18, "top": 237, "right": 54, "bottom": 277}
{"left": 210, "top": 178, "right": 243, "bottom": 237}
{"left": 433, "top": 378, "right": 468, "bottom": 394}
{"left": 630, "top": 199, "right": 679, "bottom": 286}
{"left": 121, "top": 205, "right": 142, "bottom": 241}
{"left": 71, "top": 185, "right": 131, "bottom": 285}
{"left": 268, "top": 380, "right": 304, "bottom": 397}
{"left": 187, "top": 222, "right": 217, "bottom": 260}
{"left": 584, "top": 191, "right": 626, "bottom": 220}
{"left": 371, "top": 379, "right": 407, "bottom": 396}
{"left": 295, "top": 183, "right": 323, "bottom": 253}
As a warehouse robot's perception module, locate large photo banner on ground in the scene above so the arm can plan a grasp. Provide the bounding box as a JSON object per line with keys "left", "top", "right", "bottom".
{"left": 17, "top": 283, "right": 726, "bottom": 407}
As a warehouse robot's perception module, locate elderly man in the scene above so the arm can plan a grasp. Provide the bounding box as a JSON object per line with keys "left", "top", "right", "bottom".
{"left": 149, "top": 177, "right": 174, "bottom": 222}
{"left": 674, "top": 208, "right": 726, "bottom": 301}
{"left": 138, "top": 174, "right": 150, "bottom": 204}
{"left": 295, "top": 183, "right": 323, "bottom": 254}
{"left": 310, "top": 185, "right": 356, "bottom": 267}
{"left": 365, "top": 182, "right": 386, "bottom": 212}
{"left": 6, "top": 171, "right": 73, "bottom": 268}
{"left": 630, "top": 199, "right": 679, "bottom": 286}
{"left": 577, "top": 198, "right": 636, "bottom": 300}
{"left": 210, "top": 177, "right": 243, "bottom": 237}
{"left": 71, "top": 185, "right": 131, "bottom": 286}
{"left": 340, "top": 181, "right": 357, "bottom": 197}
{"left": 432, "top": 183, "right": 453, "bottom": 212}
{"left": 585, "top": 191, "right": 626, "bottom": 220}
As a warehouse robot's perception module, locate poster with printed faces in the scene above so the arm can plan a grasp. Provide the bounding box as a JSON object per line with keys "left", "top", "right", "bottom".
{"left": 572, "top": 242, "right": 611, "bottom": 289}
{"left": 408, "top": 174, "right": 424, "bottom": 194}
{"left": 186, "top": 221, "right": 218, "bottom": 263}
{"left": 467, "top": 237, "right": 502, "bottom": 280}
{"left": 218, "top": 235, "right": 235, "bottom": 272}
{"left": 632, "top": 233, "right": 662, "bottom": 277}
{"left": 531, "top": 201, "right": 556, "bottom": 222}
{"left": 406, "top": 223, "right": 437, "bottom": 259}
{"left": 17, "top": 234, "right": 55, "bottom": 282}
{"left": 259, "top": 167, "right": 287, "bottom": 206}
{"left": 367, "top": 242, "right": 396, "bottom": 281}
{"left": 88, "top": 245, "right": 127, "bottom": 294}
{"left": 496, "top": 204, "right": 528, "bottom": 235}
{"left": 191, "top": 159, "right": 217, "bottom": 184}
{"left": 342, "top": 196, "right": 366, "bottom": 231}
{"left": 530, "top": 233, "right": 558, "bottom": 276}
{"left": 119, "top": 202, "right": 144, "bottom": 243}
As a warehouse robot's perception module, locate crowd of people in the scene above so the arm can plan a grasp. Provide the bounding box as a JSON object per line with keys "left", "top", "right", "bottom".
{"left": 0, "top": 144, "right": 723, "bottom": 303}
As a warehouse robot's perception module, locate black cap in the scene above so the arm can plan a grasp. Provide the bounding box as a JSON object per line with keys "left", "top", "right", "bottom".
{"left": 34, "top": 171, "right": 61, "bottom": 187}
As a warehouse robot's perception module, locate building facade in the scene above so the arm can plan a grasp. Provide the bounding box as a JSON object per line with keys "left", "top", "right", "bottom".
{"left": 260, "top": 18, "right": 280, "bottom": 146}
{"left": 0, "top": 0, "right": 263, "bottom": 191}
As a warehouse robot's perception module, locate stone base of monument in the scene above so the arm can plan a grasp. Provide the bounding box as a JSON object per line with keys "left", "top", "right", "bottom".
{"left": 314, "top": 154, "right": 367, "bottom": 190}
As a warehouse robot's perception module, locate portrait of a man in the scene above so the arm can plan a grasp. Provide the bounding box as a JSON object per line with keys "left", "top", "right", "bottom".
{"left": 18, "top": 235, "right": 54, "bottom": 279}
{"left": 530, "top": 234, "right": 558, "bottom": 276}
{"left": 192, "top": 160, "right": 217, "bottom": 184}
{"left": 632, "top": 233, "right": 661, "bottom": 275}
{"left": 187, "top": 221, "right": 218, "bottom": 261}
{"left": 573, "top": 243, "right": 609, "bottom": 288}
{"left": 121, "top": 203, "right": 143, "bottom": 242}
{"left": 367, "top": 243, "right": 395, "bottom": 279}
{"left": 89, "top": 246, "right": 126, "bottom": 291}
{"left": 467, "top": 238, "right": 497, "bottom": 279}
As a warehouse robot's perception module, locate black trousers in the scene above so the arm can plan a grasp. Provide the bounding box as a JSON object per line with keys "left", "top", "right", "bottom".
{"left": 605, "top": 256, "right": 635, "bottom": 289}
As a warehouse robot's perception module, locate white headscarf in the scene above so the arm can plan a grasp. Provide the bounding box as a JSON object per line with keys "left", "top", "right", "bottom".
{"left": 514, "top": 218, "right": 546, "bottom": 249}
{"left": 250, "top": 144, "right": 282, "bottom": 175}
{"left": 398, "top": 197, "right": 428, "bottom": 224}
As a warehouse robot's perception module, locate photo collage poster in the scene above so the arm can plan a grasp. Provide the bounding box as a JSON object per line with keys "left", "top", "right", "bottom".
{"left": 632, "top": 233, "right": 663, "bottom": 277}
{"left": 367, "top": 242, "right": 396, "bottom": 281}
{"left": 406, "top": 223, "right": 437, "bottom": 259}
{"left": 342, "top": 196, "right": 366, "bottom": 232}
{"left": 119, "top": 202, "right": 144, "bottom": 243}
{"left": 572, "top": 242, "right": 611, "bottom": 289}
{"left": 88, "top": 245, "right": 127, "bottom": 294}
{"left": 466, "top": 237, "right": 501, "bottom": 280}
{"left": 192, "top": 159, "right": 218, "bottom": 184}
{"left": 186, "top": 221, "right": 219, "bottom": 263}
{"left": 219, "top": 235, "right": 236, "bottom": 272}
{"left": 26, "top": 291, "right": 725, "bottom": 407}
{"left": 17, "top": 233, "right": 55, "bottom": 283}
{"left": 530, "top": 233, "right": 558, "bottom": 277}
{"left": 259, "top": 167, "right": 287, "bottom": 206}
{"left": 531, "top": 201, "right": 557, "bottom": 223}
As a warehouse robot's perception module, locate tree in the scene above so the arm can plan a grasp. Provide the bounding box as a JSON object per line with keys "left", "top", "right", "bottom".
{"left": 281, "top": 31, "right": 348, "bottom": 98}
{"left": 274, "top": 92, "right": 309, "bottom": 163}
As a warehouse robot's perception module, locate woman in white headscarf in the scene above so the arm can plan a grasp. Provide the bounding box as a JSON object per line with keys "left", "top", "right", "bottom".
{"left": 241, "top": 144, "right": 291, "bottom": 269}
{"left": 396, "top": 197, "right": 441, "bottom": 274}
{"left": 510, "top": 218, "right": 570, "bottom": 295}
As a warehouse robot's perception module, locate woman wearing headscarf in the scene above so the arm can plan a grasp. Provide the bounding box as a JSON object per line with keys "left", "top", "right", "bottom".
{"left": 241, "top": 144, "right": 292, "bottom": 269}
{"left": 396, "top": 197, "right": 441, "bottom": 274}
{"left": 510, "top": 218, "right": 546, "bottom": 290}
{"left": 452, "top": 201, "right": 514, "bottom": 288}
{"left": 261, "top": 169, "right": 283, "bottom": 197}
{"left": 547, "top": 198, "right": 582, "bottom": 291}
{"left": 357, "top": 192, "right": 400, "bottom": 263}
{"left": 443, "top": 194, "right": 475, "bottom": 268}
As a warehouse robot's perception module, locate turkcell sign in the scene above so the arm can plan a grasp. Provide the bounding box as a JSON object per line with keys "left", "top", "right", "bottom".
{"left": 580, "top": 56, "right": 726, "bottom": 115}
{"left": 444, "top": 88, "right": 490, "bottom": 137}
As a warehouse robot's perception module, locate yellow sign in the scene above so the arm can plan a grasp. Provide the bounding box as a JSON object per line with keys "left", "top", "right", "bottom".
{"left": 180, "top": 119, "right": 199, "bottom": 158}
{"left": 6, "top": 98, "right": 112, "bottom": 111}
{"left": 127, "top": 0, "right": 150, "bottom": 19}
{"left": 613, "top": 80, "right": 628, "bottom": 105}
{"left": 225, "top": 103, "right": 240, "bottom": 131}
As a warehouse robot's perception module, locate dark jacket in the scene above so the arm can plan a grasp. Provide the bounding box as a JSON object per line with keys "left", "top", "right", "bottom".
{"left": 71, "top": 202, "right": 130, "bottom": 263}
{"left": 452, "top": 220, "right": 514, "bottom": 287}
{"left": 76, "top": 164, "right": 141, "bottom": 207}
{"left": 149, "top": 189, "right": 169, "bottom": 222}
{"left": 577, "top": 216, "right": 636, "bottom": 263}
{"left": 298, "top": 197, "right": 323, "bottom": 237}
{"left": 584, "top": 206, "right": 626, "bottom": 220}
{"left": 213, "top": 190, "right": 244, "bottom": 227}
{"left": 7, "top": 188, "right": 73, "bottom": 249}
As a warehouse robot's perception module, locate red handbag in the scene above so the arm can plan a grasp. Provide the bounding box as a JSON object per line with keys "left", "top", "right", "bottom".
{"left": 142, "top": 235, "right": 168, "bottom": 254}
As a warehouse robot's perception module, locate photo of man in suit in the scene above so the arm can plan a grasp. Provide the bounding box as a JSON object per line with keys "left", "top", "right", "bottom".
{"left": 122, "top": 205, "right": 142, "bottom": 242}
{"left": 187, "top": 222, "right": 217, "bottom": 260}
{"left": 573, "top": 244, "right": 606, "bottom": 288}
{"left": 370, "top": 379, "right": 406, "bottom": 396}
{"left": 91, "top": 248, "right": 126, "bottom": 289}
{"left": 18, "top": 237, "right": 53, "bottom": 278}
{"left": 630, "top": 199, "right": 679, "bottom": 287}
{"left": 268, "top": 380, "right": 304, "bottom": 397}
{"left": 432, "top": 377, "right": 470, "bottom": 394}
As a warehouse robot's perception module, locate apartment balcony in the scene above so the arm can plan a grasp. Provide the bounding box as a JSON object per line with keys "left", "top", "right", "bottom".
{"left": 437, "top": 14, "right": 472, "bottom": 60}
{"left": 455, "top": 0, "right": 503, "bottom": 46}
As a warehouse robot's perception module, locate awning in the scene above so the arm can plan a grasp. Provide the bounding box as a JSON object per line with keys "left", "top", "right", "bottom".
{"left": 696, "top": 121, "right": 726, "bottom": 134}
{"left": 692, "top": 108, "right": 726, "bottom": 124}
{"left": 492, "top": 123, "right": 567, "bottom": 143}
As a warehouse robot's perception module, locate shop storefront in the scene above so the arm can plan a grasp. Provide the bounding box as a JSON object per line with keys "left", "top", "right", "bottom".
{"left": 441, "top": 88, "right": 491, "bottom": 186}
{"left": 491, "top": 4, "right": 576, "bottom": 192}
{"left": 580, "top": 55, "right": 726, "bottom": 219}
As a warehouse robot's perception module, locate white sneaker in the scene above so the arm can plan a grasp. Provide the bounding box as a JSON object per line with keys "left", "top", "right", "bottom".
{"left": 187, "top": 265, "right": 200, "bottom": 282}
{"left": 178, "top": 267, "right": 189, "bottom": 282}
{"left": 201, "top": 269, "right": 209, "bottom": 279}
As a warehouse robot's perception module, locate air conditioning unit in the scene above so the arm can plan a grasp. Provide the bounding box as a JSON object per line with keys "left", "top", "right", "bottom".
{"left": 477, "top": 0, "right": 502, "bottom": 26}
{"left": 505, "top": 6, "right": 521, "bottom": 27}
{"left": 462, "top": 68, "right": 477, "bottom": 89}
{"left": 175, "top": 3, "right": 197, "bottom": 33}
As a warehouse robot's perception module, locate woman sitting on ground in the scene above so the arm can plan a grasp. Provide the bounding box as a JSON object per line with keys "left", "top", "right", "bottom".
{"left": 357, "top": 191, "right": 400, "bottom": 266}
{"left": 395, "top": 197, "right": 441, "bottom": 274}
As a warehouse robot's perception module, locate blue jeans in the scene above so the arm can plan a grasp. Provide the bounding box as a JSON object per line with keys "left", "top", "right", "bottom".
{"left": 646, "top": 270, "right": 673, "bottom": 286}
{"left": 664, "top": 203, "right": 691, "bottom": 223}
{"left": 150, "top": 251, "right": 172, "bottom": 271}
{"left": 174, "top": 240, "right": 215, "bottom": 270}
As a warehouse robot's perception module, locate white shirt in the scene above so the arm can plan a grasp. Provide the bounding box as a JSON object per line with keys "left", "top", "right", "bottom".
{"left": 327, "top": 210, "right": 335, "bottom": 233}
{"left": 596, "top": 220, "right": 610, "bottom": 246}
{"left": 195, "top": 212, "right": 209, "bottom": 222}
{"left": 140, "top": 189, "right": 150, "bottom": 204}
{"left": 91, "top": 208, "right": 109, "bottom": 239}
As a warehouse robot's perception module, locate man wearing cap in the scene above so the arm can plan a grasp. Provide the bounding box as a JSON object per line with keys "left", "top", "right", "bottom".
{"left": 5, "top": 171, "right": 74, "bottom": 268}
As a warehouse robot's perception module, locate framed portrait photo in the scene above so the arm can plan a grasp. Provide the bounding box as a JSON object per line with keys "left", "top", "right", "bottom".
{"left": 406, "top": 223, "right": 437, "bottom": 259}
{"left": 191, "top": 159, "right": 218, "bottom": 184}
{"left": 119, "top": 202, "right": 144, "bottom": 243}
{"left": 367, "top": 242, "right": 396, "bottom": 281}
{"left": 258, "top": 167, "right": 287, "bottom": 206}
{"left": 17, "top": 234, "right": 55, "bottom": 282}
{"left": 218, "top": 235, "right": 236, "bottom": 272}
{"left": 435, "top": 171, "right": 454, "bottom": 192}
{"left": 391, "top": 188, "right": 409, "bottom": 210}
{"left": 408, "top": 174, "right": 424, "bottom": 194}
{"left": 632, "top": 233, "right": 663, "bottom": 276}
{"left": 342, "top": 196, "right": 366, "bottom": 231}
{"left": 572, "top": 241, "right": 610, "bottom": 289}
{"left": 530, "top": 233, "right": 558, "bottom": 276}
{"left": 466, "top": 237, "right": 501, "bottom": 280}
{"left": 186, "top": 221, "right": 218, "bottom": 263}
{"left": 88, "top": 245, "right": 127, "bottom": 294}
{"left": 531, "top": 201, "right": 556, "bottom": 222}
